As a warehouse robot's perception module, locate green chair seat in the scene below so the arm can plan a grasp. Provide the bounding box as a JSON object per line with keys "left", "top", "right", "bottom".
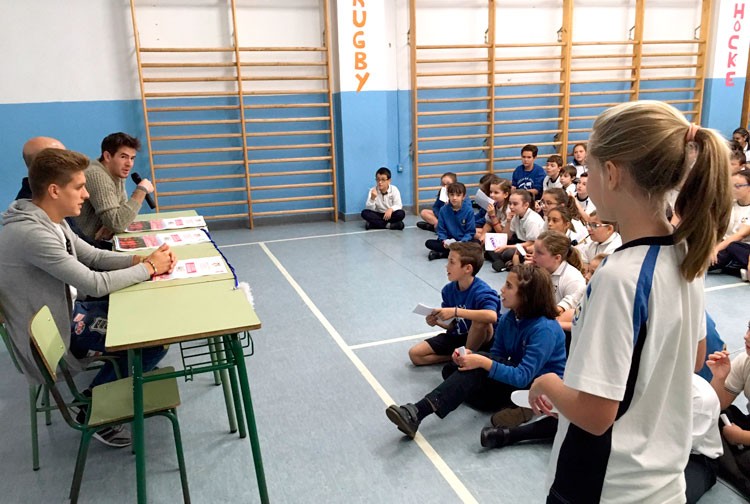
{"left": 88, "top": 367, "right": 181, "bottom": 427}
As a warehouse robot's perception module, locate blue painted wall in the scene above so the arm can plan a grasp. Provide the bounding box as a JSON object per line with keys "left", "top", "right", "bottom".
{"left": 0, "top": 81, "right": 744, "bottom": 218}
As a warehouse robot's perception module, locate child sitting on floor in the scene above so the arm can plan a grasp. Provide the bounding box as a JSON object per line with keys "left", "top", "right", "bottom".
{"left": 560, "top": 164, "right": 577, "bottom": 197}
{"left": 386, "top": 264, "right": 566, "bottom": 440}
{"left": 476, "top": 176, "right": 512, "bottom": 243}
{"left": 487, "top": 190, "right": 545, "bottom": 271}
{"left": 417, "top": 172, "right": 457, "bottom": 232}
{"left": 425, "top": 182, "right": 476, "bottom": 261}
{"left": 542, "top": 155, "right": 564, "bottom": 191}
{"left": 575, "top": 212, "right": 622, "bottom": 264}
{"left": 408, "top": 242, "right": 499, "bottom": 366}
{"left": 361, "top": 166, "right": 405, "bottom": 230}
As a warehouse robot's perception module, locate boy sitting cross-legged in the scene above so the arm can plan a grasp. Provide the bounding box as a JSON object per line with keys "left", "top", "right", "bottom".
{"left": 409, "top": 242, "right": 499, "bottom": 366}
{"left": 425, "top": 182, "right": 476, "bottom": 260}
{"left": 361, "top": 166, "right": 406, "bottom": 230}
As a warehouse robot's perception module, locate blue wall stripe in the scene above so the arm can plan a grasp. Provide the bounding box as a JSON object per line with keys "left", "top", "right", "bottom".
{"left": 0, "top": 79, "right": 742, "bottom": 219}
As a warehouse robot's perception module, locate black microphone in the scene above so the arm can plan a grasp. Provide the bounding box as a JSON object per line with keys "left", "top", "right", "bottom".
{"left": 130, "top": 172, "right": 155, "bottom": 209}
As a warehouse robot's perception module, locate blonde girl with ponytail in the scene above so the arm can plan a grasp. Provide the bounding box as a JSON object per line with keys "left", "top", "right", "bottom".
{"left": 529, "top": 101, "right": 732, "bottom": 504}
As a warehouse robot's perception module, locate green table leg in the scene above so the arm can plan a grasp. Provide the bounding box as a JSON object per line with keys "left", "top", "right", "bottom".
{"left": 227, "top": 335, "right": 268, "bottom": 504}
{"left": 215, "top": 341, "right": 239, "bottom": 434}
{"left": 131, "top": 348, "right": 147, "bottom": 504}
{"left": 226, "top": 363, "right": 247, "bottom": 438}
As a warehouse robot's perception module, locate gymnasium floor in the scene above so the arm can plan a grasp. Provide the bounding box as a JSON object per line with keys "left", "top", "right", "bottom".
{"left": 1, "top": 215, "right": 749, "bottom": 503}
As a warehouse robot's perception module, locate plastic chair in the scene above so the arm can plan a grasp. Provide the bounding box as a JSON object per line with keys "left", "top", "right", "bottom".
{"left": 29, "top": 306, "right": 190, "bottom": 503}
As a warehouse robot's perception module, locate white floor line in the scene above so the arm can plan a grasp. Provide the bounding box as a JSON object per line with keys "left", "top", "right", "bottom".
{"left": 220, "top": 226, "right": 417, "bottom": 248}
{"left": 349, "top": 331, "right": 441, "bottom": 350}
{"left": 258, "top": 242, "right": 478, "bottom": 504}
{"left": 705, "top": 282, "right": 748, "bottom": 292}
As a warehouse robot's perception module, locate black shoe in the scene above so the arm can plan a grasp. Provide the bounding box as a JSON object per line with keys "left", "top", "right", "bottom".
{"left": 492, "top": 260, "right": 508, "bottom": 272}
{"left": 386, "top": 403, "right": 421, "bottom": 439}
{"left": 428, "top": 251, "right": 443, "bottom": 261}
{"left": 480, "top": 426, "right": 511, "bottom": 449}
{"left": 365, "top": 222, "right": 371, "bottom": 230}
{"left": 389, "top": 221, "right": 405, "bottom": 231}
{"left": 416, "top": 221, "right": 435, "bottom": 232}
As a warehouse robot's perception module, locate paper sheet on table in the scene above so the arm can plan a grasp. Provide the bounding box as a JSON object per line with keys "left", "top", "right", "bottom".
{"left": 152, "top": 256, "right": 228, "bottom": 282}
{"left": 439, "top": 186, "right": 449, "bottom": 203}
{"left": 485, "top": 233, "right": 508, "bottom": 251}
{"left": 125, "top": 216, "right": 206, "bottom": 233}
{"left": 474, "top": 189, "right": 494, "bottom": 210}
{"left": 412, "top": 303, "right": 454, "bottom": 323}
{"left": 114, "top": 229, "right": 210, "bottom": 251}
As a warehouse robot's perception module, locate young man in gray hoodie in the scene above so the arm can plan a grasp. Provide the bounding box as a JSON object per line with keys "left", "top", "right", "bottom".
{"left": 0, "top": 148, "right": 176, "bottom": 446}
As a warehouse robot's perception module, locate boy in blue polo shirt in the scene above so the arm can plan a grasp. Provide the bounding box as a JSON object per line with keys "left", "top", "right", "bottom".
{"left": 425, "top": 182, "right": 475, "bottom": 260}
{"left": 409, "top": 241, "right": 499, "bottom": 365}
{"left": 512, "top": 144, "right": 546, "bottom": 200}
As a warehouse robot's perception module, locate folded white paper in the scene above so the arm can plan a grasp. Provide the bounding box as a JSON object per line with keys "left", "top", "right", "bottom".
{"left": 485, "top": 233, "right": 508, "bottom": 251}
{"left": 439, "top": 186, "right": 449, "bottom": 203}
{"left": 474, "top": 189, "right": 494, "bottom": 210}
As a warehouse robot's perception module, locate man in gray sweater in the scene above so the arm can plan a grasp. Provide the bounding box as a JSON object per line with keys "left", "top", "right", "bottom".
{"left": 0, "top": 148, "right": 175, "bottom": 446}
{"left": 74, "top": 132, "right": 155, "bottom": 241}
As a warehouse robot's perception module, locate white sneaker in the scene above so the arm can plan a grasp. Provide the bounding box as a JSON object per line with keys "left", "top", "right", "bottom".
{"left": 741, "top": 269, "right": 748, "bottom": 282}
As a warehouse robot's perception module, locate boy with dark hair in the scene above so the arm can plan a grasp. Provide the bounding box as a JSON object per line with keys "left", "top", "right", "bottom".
{"left": 361, "top": 166, "right": 406, "bottom": 230}
{"left": 0, "top": 148, "right": 175, "bottom": 447}
{"left": 511, "top": 144, "right": 546, "bottom": 199}
{"left": 542, "top": 154, "right": 564, "bottom": 191}
{"left": 417, "top": 172, "right": 457, "bottom": 232}
{"left": 75, "top": 132, "right": 154, "bottom": 242}
{"left": 425, "top": 182, "right": 476, "bottom": 260}
{"left": 408, "top": 241, "right": 499, "bottom": 366}
{"left": 730, "top": 149, "right": 747, "bottom": 172}
{"left": 575, "top": 172, "right": 596, "bottom": 215}
{"left": 560, "top": 164, "right": 577, "bottom": 196}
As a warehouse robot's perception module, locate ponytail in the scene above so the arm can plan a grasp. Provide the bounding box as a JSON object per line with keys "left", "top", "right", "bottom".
{"left": 674, "top": 127, "right": 732, "bottom": 280}
{"left": 588, "top": 101, "right": 732, "bottom": 281}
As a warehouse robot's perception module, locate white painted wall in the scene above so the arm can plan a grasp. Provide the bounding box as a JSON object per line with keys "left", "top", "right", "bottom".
{"left": 0, "top": 0, "right": 745, "bottom": 105}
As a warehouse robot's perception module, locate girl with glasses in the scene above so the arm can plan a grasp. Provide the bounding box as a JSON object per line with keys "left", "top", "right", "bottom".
{"left": 529, "top": 101, "right": 732, "bottom": 503}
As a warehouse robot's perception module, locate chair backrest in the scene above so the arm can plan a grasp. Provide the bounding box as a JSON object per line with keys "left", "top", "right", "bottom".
{"left": 29, "top": 306, "right": 66, "bottom": 382}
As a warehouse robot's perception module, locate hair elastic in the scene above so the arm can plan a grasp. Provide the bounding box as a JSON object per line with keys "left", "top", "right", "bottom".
{"left": 686, "top": 123, "right": 700, "bottom": 142}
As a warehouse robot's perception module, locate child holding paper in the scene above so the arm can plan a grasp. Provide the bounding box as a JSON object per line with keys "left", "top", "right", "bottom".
{"left": 476, "top": 176, "right": 511, "bottom": 243}
{"left": 417, "top": 172, "right": 457, "bottom": 232}
{"left": 408, "top": 242, "right": 499, "bottom": 366}
{"left": 389, "top": 264, "right": 566, "bottom": 439}
{"left": 425, "top": 182, "right": 476, "bottom": 260}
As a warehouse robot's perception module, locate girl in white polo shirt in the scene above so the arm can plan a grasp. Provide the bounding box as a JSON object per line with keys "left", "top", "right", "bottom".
{"left": 529, "top": 101, "right": 732, "bottom": 503}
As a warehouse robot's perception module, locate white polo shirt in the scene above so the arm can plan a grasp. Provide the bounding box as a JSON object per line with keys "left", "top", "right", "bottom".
{"left": 576, "top": 232, "right": 622, "bottom": 264}
{"left": 550, "top": 261, "right": 586, "bottom": 311}
{"left": 510, "top": 209, "right": 545, "bottom": 242}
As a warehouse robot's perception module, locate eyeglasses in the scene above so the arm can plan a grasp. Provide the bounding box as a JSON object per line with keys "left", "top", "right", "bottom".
{"left": 734, "top": 183, "right": 750, "bottom": 189}
{"left": 585, "top": 222, "right": 611, "bottom": 229}
{"left": 539, "top": 201, "right": 555, "bottom": 207}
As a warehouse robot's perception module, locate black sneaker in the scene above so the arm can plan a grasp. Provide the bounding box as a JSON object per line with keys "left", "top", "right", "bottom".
{"left": 428, "top": 251, "right": 443, "bottom": 261}
{"left": 480, "top": 426, "right": 511, "bottom": 449}
{"left": 92, "top": 424, "right": 132, "bottom": 448}
{"left": 416, "top": 221, "right": 435, "bottom": 232}
{"left": 385, "top": 403, "right": 420, "bottom": 439}
{"left": 389, "top": 221, "right": 405, "bottom": 231}
{"left": 491, "top": 260, "right": 508, "bottom": 272}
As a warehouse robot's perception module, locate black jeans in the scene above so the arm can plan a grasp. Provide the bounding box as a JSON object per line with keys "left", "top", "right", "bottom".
{"left": 361, "top": 209, "right": 405, "bottom": 229}
{"left": 425, "top": 352, "right": 517, "bottom": 418}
